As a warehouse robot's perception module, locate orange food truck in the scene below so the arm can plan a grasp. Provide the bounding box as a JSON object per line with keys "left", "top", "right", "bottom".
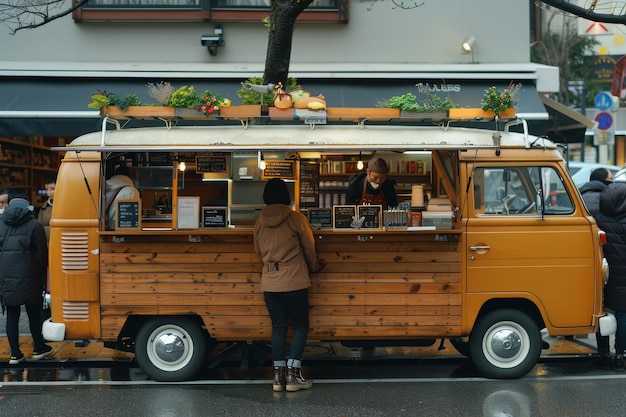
{"left": 44, "top": 111, "right": 616, "bottom": 381}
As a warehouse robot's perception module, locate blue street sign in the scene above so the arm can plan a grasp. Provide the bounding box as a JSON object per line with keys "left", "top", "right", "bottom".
{"left": 595, "top": 112, "right": 613, "bottom": 130}
{"left": 595, "top": 92, "right": 613, "bottom": 111}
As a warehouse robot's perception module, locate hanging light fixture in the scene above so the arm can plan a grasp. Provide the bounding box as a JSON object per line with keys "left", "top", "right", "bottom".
{"left": 357, "top": 152, "right": 364, "bottom": 170}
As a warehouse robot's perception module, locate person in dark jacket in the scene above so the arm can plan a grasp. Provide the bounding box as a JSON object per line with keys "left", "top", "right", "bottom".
{"left": 579, "top": 167, "right": 613, "bottom": 367}
{"left": 254, "top": 178, "right": 323, "bottom": 392}
{"left": 0, "top": 190, "right": 53, "bottom": 364}
{"left": 596, "top": 182, "right": 626, "bottom": 371}
{"left": 579, "top": 167, "right": 613, "bottom": 217}
{"left": 347, "top": 157, "right": 398, "bottom": 209}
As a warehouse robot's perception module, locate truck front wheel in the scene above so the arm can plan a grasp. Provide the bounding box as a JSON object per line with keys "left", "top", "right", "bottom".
{"left": 135, "top": 317, "right": 206, "bottom": 382}
{"left": 469, "top": 309, "right": 541, "bottom": 379}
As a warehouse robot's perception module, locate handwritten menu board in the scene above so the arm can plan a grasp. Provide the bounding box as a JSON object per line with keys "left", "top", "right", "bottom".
{"left": 202, "top": 206, "right": 228, "bottom": 228}
{"left": 262, "top": 160, "right": 295, "bottom": 180}
{"left": 358, "top": 205, "right": 382, "bottom": 230}
{"left": 196, "top": 155, "right": 229, "bottom": 179}
{"left": 299, "top": 161, "right": 319, "bottom": 208}
{"left": 333, "top": 205, "right": 357, "bottom": 230}
{"left": 116, "top": 200, "right": 141, "bottom": 230}
{"left": 308, "top": 208, "right": 332, "bottom": 229}
{"left": 177, "top": 196, "right": 200, "bottom": 229}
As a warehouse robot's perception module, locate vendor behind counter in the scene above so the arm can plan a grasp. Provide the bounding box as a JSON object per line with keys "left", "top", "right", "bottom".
{"left": 347, "top": 157, "right": 398, "bottom": 210}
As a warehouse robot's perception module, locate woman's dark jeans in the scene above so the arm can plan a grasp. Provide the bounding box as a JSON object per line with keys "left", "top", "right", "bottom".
{"left": 264, "top": 289, "right": 309, "bottom": 362}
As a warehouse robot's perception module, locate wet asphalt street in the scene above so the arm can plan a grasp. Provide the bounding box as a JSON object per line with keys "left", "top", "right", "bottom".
{"left": 2, "top": 310, "right": 626, "bottom": 416}
{"left": 2, "top": 356, "right": 626, "bottom": 417}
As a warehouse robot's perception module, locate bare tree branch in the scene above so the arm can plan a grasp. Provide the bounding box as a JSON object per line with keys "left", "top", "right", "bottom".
{"left": 0, "top": 0, "right": 89, "bottom": 35}
{"left": 539, "top": 0, "right": 626, "bottom": 25}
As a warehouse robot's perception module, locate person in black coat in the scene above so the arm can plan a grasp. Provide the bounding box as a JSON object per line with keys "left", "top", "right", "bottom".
{"left": 579, "top": 167, "right": 613, "bottom": 367}
{"left": 580, "top": 167, "right": 613, "bottom": 217}
{"left": 347, "top": 157, "right": 398, "bottom": 209}
{"left": 0, "top": 190, "right": 53, "bottom": 364}
{"left": 596, "top": 182, "right": 626, "bottom": 371}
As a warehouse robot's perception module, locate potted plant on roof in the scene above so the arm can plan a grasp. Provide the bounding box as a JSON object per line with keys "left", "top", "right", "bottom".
{"left": 383, "top": 83, "right": 460, "bottom": 120}
{"left": 449, "top": 82, "right": 521, "bottom": 119}
{"left": 88, "top": 90, "right": 162, "bottom": 119}
{"left": 89, "top": 82, "right": 230, "bottom": 120}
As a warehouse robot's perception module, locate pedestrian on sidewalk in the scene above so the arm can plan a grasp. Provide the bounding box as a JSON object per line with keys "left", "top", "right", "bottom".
{"left": 596, "top": 182, "right": 626, "bottom": 372}
{"left": 579, "top": 167, "right": 613, "bottom": 368}
{"left": 254, "top": 178, "right": 324, "bottom": 392}
{"left": 0, "top": 190, "right": 53, "bottom": 364}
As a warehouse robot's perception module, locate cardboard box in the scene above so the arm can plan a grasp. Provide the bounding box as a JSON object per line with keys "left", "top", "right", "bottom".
{"left": 427, "top": 198, "right": 451, "bottom": 212}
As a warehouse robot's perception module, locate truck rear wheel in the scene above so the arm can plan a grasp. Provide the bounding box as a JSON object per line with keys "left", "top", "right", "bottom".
{"left": 135, "top": 317, "right": 206, "bottom": 382}
{"left": 469, "top": 309, "right": 541, "bottom": 379}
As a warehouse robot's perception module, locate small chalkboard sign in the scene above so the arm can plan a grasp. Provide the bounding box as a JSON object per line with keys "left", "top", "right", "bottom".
{"left": 116, "top": 199, "right": 141, "bottom": 230}
{"left": 333, "top": 205, "right": 357, "bottom": 230}
{"left": 308, "top": 208, "right": 332, "bottom": 229}
{"left": 202, "top": 206, "right": 228, "bottom": 228}
{"left": 177, "top": 196, "right": 200, "bottom": 229}
{"left": 358, "top": 205, "right": 382, "bottom": 230}
{"left": 262, "top": 160, "right": 295, "bottom": 180}
{"left": 196, "top": 155, "right": 229, "bottom": 179}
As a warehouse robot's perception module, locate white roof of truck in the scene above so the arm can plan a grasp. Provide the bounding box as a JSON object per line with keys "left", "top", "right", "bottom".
{"left": 59, "top": 123, "right": 556, "bottom": 153}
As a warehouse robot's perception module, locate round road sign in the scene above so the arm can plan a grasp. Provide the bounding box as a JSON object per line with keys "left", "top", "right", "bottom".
{"left": 595, "top": 92, "right": 614, "bottom": 111}
{"left": 595, "top": 112, "right": 613, "bottom": 130}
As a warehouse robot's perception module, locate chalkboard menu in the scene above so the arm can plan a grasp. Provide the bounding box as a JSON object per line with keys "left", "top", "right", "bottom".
{"left": 262, "top": 160, "right": 295, "bottom": 180}
{"left": 358, "top": 205, "right": 382, "bottom": 230}
{"left": 196, "top": 155, "right": 230, "bottom": 179}
{"left": 299, "top": 161, "right": 319, "bottom": 208}
{"left": 116, "top": 200, "right": 141, "bottom": 230}
{"left": 333, "top": 205, "right": 357, "bottom": 230}
{"left": 308, "top": 208, "right": 332, "bottom": 229}
{"left": 202, "top": 206, "right": 228, "bottom": 228}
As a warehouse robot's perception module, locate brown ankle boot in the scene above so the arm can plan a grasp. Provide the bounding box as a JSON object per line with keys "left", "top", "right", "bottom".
{"left": 286, "top": 366, "right": 312, "bottom": 392}
{"left": 273, "top": 366, "right": 286, "bottom": 392}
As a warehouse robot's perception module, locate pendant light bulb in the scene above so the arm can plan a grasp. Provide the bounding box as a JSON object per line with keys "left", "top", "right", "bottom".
{"left": 357, "top": 152, "right": 364, "bottom": 170}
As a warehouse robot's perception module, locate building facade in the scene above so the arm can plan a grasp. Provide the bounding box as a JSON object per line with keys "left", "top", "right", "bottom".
{"left": 0, "top": 0, "right": 566, "bottom": 138}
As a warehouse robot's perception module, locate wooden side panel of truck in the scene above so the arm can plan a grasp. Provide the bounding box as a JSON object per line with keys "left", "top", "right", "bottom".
{"left": 98, "top": 231, "right": 462, "bottom": 341}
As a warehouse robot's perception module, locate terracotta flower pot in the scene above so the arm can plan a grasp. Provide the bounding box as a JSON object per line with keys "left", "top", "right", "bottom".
{"left": 326, "top": 108, "right": 400, "bottom": 121}
{"left": 100, "top": 105, "right": 175, "bottom": 120}
{"left": 448, "top": 108, "right": 516, "bottom": 119}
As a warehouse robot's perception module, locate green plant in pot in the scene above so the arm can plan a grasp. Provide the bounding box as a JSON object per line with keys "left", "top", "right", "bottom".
{"left": 481, "top": 83, "right": 521, "bottom": 116}
{"left": 383, "top": 83, "right": 459, "bottom": 112}
{"left": 87, "top": 91, "right": 141, "bottom": 111}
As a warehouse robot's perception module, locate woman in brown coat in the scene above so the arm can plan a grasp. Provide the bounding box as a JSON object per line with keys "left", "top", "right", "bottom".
{"left": 254, "top": 178, "right": 322, "bottom": 392}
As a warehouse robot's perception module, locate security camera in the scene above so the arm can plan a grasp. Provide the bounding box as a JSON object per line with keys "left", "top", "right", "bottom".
{"left": 201, "top": 35, "right": 223, "bottom": 47}
{"left": 201, "top": 25, "right": 224, "bottom": 56}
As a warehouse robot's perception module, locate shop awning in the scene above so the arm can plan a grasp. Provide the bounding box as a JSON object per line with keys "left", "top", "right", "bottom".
{"left": 0, "top": 77, "right": 550, "bottom": 137}
{"left": 539, "top": 95, "right": 597, "bottom": 143}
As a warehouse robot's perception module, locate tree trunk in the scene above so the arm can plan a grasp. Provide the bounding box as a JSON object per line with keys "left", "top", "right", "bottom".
{"left": 263, "top": 0, "right": 314, "bottom": 87}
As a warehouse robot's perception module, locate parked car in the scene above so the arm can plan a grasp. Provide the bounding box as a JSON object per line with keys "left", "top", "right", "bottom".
{"left": 568, "top": 162, "right": 622, "bottom": 187}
